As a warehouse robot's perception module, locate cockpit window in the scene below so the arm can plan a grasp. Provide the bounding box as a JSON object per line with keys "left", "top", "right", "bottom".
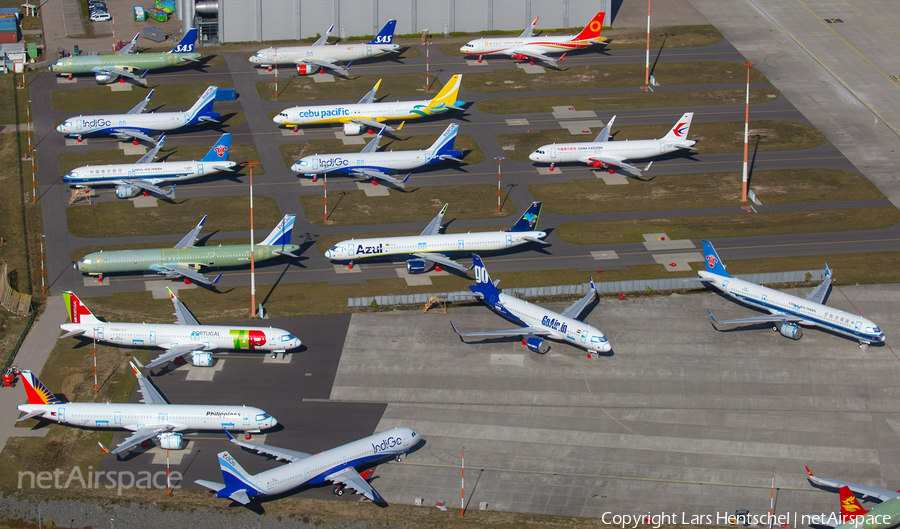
{"left": 255, "top": 413, "right": 271, "bottom": 421}
{"left": 81, "top": 258, "right": 92, "bottom": 264}
{"left": 281, "top": 334, "right": 295, "bottom": 342}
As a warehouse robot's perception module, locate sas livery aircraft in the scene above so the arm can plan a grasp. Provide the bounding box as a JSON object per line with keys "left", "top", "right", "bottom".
{"left": 17, "top": 363, "right": 277, "bottom": 455}
{"left": 451, "top": 255, "right": 611, "bottom": 356}
{"left": 459, "top": 12, "right": 607, "bottom": 64}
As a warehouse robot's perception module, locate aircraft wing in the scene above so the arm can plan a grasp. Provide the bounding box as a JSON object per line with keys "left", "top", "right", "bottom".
{"left": 225, "top": 430, "right": 311, "bottom": 462}
{"left": 806, "top": 265, "right": 833, "bottom": 304}
{"left": 112, "top": 129, "right": 156, "bottom": 143}
{"left": 503, "top": 48, "right": 558, "bottom": 63}
{"left": 561, "top": 278, "right": 596, "bottom": 320}
{"left": 326, "top": 467, "right": 382, "bottom": 502}
{"left": 95, "top": 66, "right": 144, "bottom": 81}
{"left": 411, "top": 252, "right": 469, "bottom": 273}
{"left": 456, "top": 326, "right": 552, "bottom": 338}
{"left": 129, "top": 360, "right": 168, "bottom": 405}
{"left": 296, "top": 58, "right": 347, "bottom": 74}
{"left": 115, "top": 33, "right": 140, "bottom": 55}
{"left": 357, "top": 79, "right": 382, "bottom": 105}
{"left": 805, "top": 466, "right": 899, "bottom": 502}
{"left": 359, "top": 127, "right": 386, "bottom": 154}
{"left": 519, "top": 16, "right": 539, "bottom": 38}
{"left": 163, "top": 266, "right": 218, "bottom": 286}
{"left": 313, "top": 24, "right": 334, "bottom": 46}
{"left": 594, "top": 115, "right": 616, "bottom": 143}
{"left": 121, "top": 179, "right": 169, "bottom": 198}
{"left": 350, "top": 118, "right": 398, "bottom": 132}
{"left": 127, "top": 88, "right": 154, "bottom": 114}
{"left": 582, "top": 155, "right": 646, "bottom": 175}
{"left": 420, "top": 204, "right": 448, "bottom": 236}
{"left": 174, "top": 215, "right": 207, "bottom": 248}
{"left": 167, "top": 287, "right": 200, "bottom": 326}
{"left": 709, "top": 311, "right": 803, "bottom": 325}
{"left": 136, "top": 134, "right": 165, "bottom": 164}
{"left": 102, "top": 425, "right": 171, "bottom": 455}
{"left": 350, "top": 168, "right": 408, "bottom": 187}
{"left": 145, "top": 343, "right": 206, "bottom": 369}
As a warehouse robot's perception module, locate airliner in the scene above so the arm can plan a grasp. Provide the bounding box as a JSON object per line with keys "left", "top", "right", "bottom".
{"left": 451, "top": 255, "right": 611, "bottom": 356}
{"left": 59, "top": 288, "right": 301, "bottom": 368}
{"left": 528, "top": 112, "right": 696, "bottom": 174}
{"left": 698, "top": 240, "right": 885, "bottom": 348}
{"left": 17, "top": 363, "right": 277, "bottom": 455}
{"left": 324, "top": 201, "right": 546, "bottom": 273}
{"left": 62, "top": 133, "right": 237, "bottom": 198}
{"left": 832, "top": 487, "right": 900, "bottom": 529}
{"left": 273, "top": 74, "right": 463, "bottom": 136}
{"left": 291, "top": 122, "right": 462, "bottom": 187}
{"left": 196, "top": 427, "right": 421, "bottom": 505}
{"left": 806, "top": 466, "right": 900, "bottom": 503}
{"left": 56, "top": 85, "right": 221, "bottom": 144}
{"left": 249, "top": 20, "right": 399, "bottom": 75}
{"left": 459, "top": 12, "right": 607, "bottom": 64}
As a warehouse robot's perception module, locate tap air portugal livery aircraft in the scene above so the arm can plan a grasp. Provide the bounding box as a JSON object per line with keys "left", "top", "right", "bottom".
{"left": 529, "top": 113, "right": 696, "bottom": 174}
{"left": 249, "top": 20, "right": 399, "bottom": 75}
{"left": 451, "top": 255, "right": 611, "bottom": 356}
{"left": 62, "top": 133, "right": 237, "bottom": 198}
{"left": 56, "top": 85, "right": 221, "bottom": 144}
{"left": 273, "top": 74, "right": 464, "bottom": 136}
{"left": 459, "top": 12, "right": 607, "bottom": 64}
{"left": 17, "top": 363, "right": 277, "bottom": 455}
{"left": 74, "top": 214, "right": 299, "bottom": 285}
{"left": 197, "top": 427, "right": 421, "bottom": 505}
{"left": 324, "top": 201, "right": 546, "bottom": 274}
{"left": 59, "top": 289, "right": 302, "bottom": 368}
{"left": 697, "top": 241, "right": 885, "bottom": 348}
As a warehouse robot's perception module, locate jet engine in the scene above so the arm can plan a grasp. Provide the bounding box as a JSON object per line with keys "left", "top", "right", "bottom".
{"left": 115, "top": 184, "right": 141, "bottom": 198}
{"left": 296, "top": 63, "right": 321, "bottom": 76}
{"left": 524, "top": 336, "right": 550, "bottom": 354}
{"left": 343, "top": 123, "right": 364, "bottom": 136}
{"left": 777, "top": 322, "right": 803, "bottom": 340}
{"left": 191, "top": 351, "right": 213, "bottom": 367}
{"left": 511, "top": 54, "right": 528, "bottom": 60}
{"left": 94, "top": 72, "right": 115, "bottom": 83}
{"left": 405, "top": 259, "right": 427, "bottom": 274}
{"left": 157, "top": 432, "right": 184, "bottom": 450}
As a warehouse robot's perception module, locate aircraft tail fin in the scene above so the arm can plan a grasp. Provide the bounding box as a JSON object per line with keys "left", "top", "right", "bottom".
{"left": 169, "top": 28, "right": 198, "bottom": 54}
{"left": 662, "top": 112, "right": 694, "bottom": 141}
{"left": 368, "top": 19, "right": 397, "bottom": 45}
{"left": 469, "top": 254, "right": 500, "bottom": 298}
{"left": 427, "top": 123, "right": 460, "bottom": 160}
{"left": 701, "top": 240, "right": 732, "bottom": 278}
{"left": 187, "top": 86, "right": 218, "bottom": 121}
{"left": 839, "top": 486, "right": 869, "bottom": 522}
{"left": 572, "top": 12, "right": 606, "bottom": 41}
{"left": 62, "top": 291, "right": 102, "bottom": 324}
{"left": 213, "top": 451, "right": 257, "bottom": 504}
{"left": 200, "top": 133, "right": 232, "bottom": 162}
{"left": 426, "top": 74, "right": 463, "bottom": 110}
{"left": 261, "top": 214, "right": 296, "bottom": 246}
{"left": 19, "top": 370, "right": 64, "bottom": 405}
{"left": 507, "top": 202, "right": 542, "bottom": 232}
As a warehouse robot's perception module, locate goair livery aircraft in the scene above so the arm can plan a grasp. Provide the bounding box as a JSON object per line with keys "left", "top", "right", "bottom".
{"left": 17, "top": 362, "right": 277, "bottom": 455}
{"left": 196, "top": 427, "right": 421, "bottom": 505}
{"left": 57, "top": 85, "right": 221, "bottom": 144}
{"left": 324, "top": 202, "right": 546, "bottom": 273}
{"left": 459, "top": 12, "right": 607, "bottom": 64}
{"left": 273, "top": 74, "right": 464, "bottom": 136}
{"left": 291, "top": 123, "right": 462, "bottom": 186}
{"left": 451, "top": 255, "right": 611, "bottom": 356}
{"left": 59, "top": 289, "right": 301, "bottom": 368}
{"left": 806, "top": 466, "right": 900, "bottom": 503}
{"left": 698, "top": 240, "right": 884, "bottom": 348}
{"left": 74, "top": 214, "right": 300, "bottom": 285}
{"left": 528, "top": 113, "right": 696, "bottom": 174}
{"left": 249, "top": 20, "right": 399, "bottom": 75}
{"left": 63, "top": 133, "right": 236, "bottom": 198}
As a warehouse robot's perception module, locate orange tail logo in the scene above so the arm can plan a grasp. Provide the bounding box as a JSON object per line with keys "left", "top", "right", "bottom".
{"left": 573, "top": 12, "right": 606, "bottom": 41}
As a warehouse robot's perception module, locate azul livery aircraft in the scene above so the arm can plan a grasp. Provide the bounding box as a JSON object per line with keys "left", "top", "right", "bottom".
{"left": 196, "top": 427, "right": 420, "bottom": 505}
{"left": 528, "top": 113, "right": 696, "bottom": 174}
{"left": 324, "top": 201, "right": 546, "bottom": 273}
{"left": 291, "top": 122, "right": 462, "bottom": 187}
{"left": 17, "top": 363, "right": 277, "bottom": 455}
{"left": 249, "top": 20, "right": 399, "bottom": 75}
{"left": 62, "top": 133, "right": 236, "bottom": 198}
{"left": 698, "top": 240, "right": 885, "bottom": 348}
{"left": 56, "top": 85, "right": 221, "bottom": 144}
{"left": 451, "top": 255, "right": 611, "bottom": 356}
{"left": 59, "top": 289, "right": 301, "bottom": 368}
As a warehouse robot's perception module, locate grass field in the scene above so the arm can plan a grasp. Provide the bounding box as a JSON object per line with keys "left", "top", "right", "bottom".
{"left": 257, "top": 73, "right": 443, "bottom": 102}
{"left": 51, "top": 82, "right": 236, "bottom": 112}
{"left": 58, "top": 142, "right": 266, "bottom": 175}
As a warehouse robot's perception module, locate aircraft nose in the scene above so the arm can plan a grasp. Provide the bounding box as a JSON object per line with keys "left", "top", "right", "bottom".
{"left": 601, "top": 342, "right": 612, "bottom": 353}
{"left": 269, "top": 417, "right": 277, "bottom": 427}
{"left": 290, "top": 163, "right": 299, "bottom": 172}
{"left": 324, "top": 249, "right": 332, "bottom": 258}
{"left": 528, "top": 152, "right": 539, "bottom": 161}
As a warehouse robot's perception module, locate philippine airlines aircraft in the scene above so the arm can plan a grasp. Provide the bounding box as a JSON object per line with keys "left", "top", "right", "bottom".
{"left": 324, "top": 201, "right": 546, "bottom": 273}
{"left": 698, "top": 240, "right": 885, "bottom": 348}
{"left": 528, "top": 113, "right": 696, "bottom": 175}
{"left": 196, "top": 427, "right": 420, "bottom": 505}
{"left": 273, "top": 74, "right": 463, "bottom": 136}
{"left": 291, "top": 122, "right": 462, "bottom": 186}
{"left": 62, "top": 133, "right": 237, "bottom": 198}
{"left": 249, "top": 20, "right": 399, "bottom": 75}
{"left": 17, "top": 363, "right": 277, "bottom": 455}
{"left": 451, "top": 255, "right": 611, "bottom": 355}
{"left": 459, "top": 12, "right": 607, "bottom": 64}
{"left": 56, "top": 85, "right": 221, "bottom": 144}
{"left": 806, "top": 466, "right": 900, "bottom": 503}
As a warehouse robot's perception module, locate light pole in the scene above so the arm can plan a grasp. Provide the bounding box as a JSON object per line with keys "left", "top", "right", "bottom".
{"left": 494, "top": 156, "right": 505, "bottom": 213}
{"left": 645, "top": 0, "right": 651, "bottom": 86}
{"left": 741, "top": 61, "right": 755, "bottom": 202}
{"left": 243, "top": 160, "right": 261, "bottom": 317}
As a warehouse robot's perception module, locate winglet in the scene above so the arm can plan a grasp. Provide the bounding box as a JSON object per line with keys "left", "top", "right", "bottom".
{"left": 589, "top": 277, "right": 596, "bottom": 293}
{"left": 450, "top": 321, "right": 458, "bottom": 334}
{"left": 805, "top": 466, "right": 814, "bottom": 477}
{"left": 708, "top": 309, "right": 718, "bottom": 323}
{"left": 129, "top": 361, "right": 141, "bottom": 377}
{"left": 197, "top": 215, "right": 207, "bottom": 231}
{"left": 401, "top": 173, "right": 411, "bottom": 184}
{"left": 140, "top": 70, "right": 148, "bottom": 79}
{"left": 166, "top": 184, "right": 176, "bottom": 196}
{"left": 166, "top": 286, "right": 177, "bottom": 301}
{"left": 397, "top": 121, "right": 405, "bottom": 131}
{"left": 345, "top": 61, "right": 353, "bottom": 71}
{"left": 212, "top": 273, "right": 222, "bottom": 285}
{"left": 644, "top": 161, "right": 653, "bottom": 172}
{"left": 224, "top": 428, "right": 236, "bottom": 442}
{"left": 560, "top": 52, "right": 567, "bottom": 61}
{"left": 98, "top": 442, "right": 110, "bottom": 454}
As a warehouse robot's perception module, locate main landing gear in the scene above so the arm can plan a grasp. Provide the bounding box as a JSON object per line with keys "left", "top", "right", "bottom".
{"left": 333, "top": 484, "right": 345, "bottom": 496}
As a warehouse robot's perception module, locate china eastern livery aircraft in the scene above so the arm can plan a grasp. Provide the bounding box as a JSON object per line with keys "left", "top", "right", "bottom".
{"left": 698, "top": 240, "right": 885, "bottom": 348}
{"left": 249, "top": 20, "right": 399, "bottom": 75}
{"left": 273, "top": 74, "right": 463, "bottom": 136}
{"left": 17, "top": 363, "right": 277, "bottom": 455}
{"left": 324, "top": 202, "right": 546, "bottom": 273}
{"left": 459, "top": 12, "right": 607, "bottom": 64}
{"left": 197, "top": 427, "right": 420, "bottom": 505}
{"left": 528, "top": 113, "right": 696, "bottom": 174}
{"left": 451, "top": 255, "right": 611, "bottom": 356}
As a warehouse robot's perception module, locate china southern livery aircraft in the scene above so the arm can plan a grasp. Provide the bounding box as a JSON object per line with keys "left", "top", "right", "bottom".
{"left": 56, "top": 85, "right": 221, "bottom": 144}
{"left": 697, "top": 240, "right": 885, "bottom": 348}
{"left": 249, "top": 20, "right": 399, "bottom": 75}
{"left": 273, "top": 74, "right": 463, "bottom": 136}
{"left": 50, "top": 29, "right": 201, "bottom": 83}
{"left": 17, "top": 363, "right": 277, "bottom": 455}
{"left": 59, "top": 289, "right": 302, "bottom": 368}
{"left": 451, "top": 255, "right": 611, "bottom": 356}
{"left": 806, "top": 466, "right": 900, "bottom": 503}
{"left": 324, "top": 201, "right": 546, "bottom": 274}
{"left": 291, "top": 122, "right": 462, "bottom": 187}
{"left": 74, "top": 214, "right": 300, "bottom": 285}
{"left": 62, "top": 133, "right": 236, "bottom": 198}
{"left": 196, "top": 427, "right": 421, "bottom": 505}
{"left": 528, "top": 112, "right": 696, "bottom": 175}
{"left": 459, "top": 12, "right": 607, "bottom": 64}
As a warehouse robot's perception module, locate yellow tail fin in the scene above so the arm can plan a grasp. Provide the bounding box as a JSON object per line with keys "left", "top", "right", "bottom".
{"left": 427, "top": 74, "right": 462, "bottom": 108}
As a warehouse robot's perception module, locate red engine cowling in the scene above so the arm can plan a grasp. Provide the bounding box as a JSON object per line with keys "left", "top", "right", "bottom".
{"left": 296, "top": 64, "right": 321, "bottom": 75}
{"left": 511, "top": 54, "right": 528, "bottom": 60}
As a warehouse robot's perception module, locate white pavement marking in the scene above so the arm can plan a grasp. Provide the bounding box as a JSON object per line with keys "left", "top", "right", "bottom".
{"left": 263, "top": 353, "right": 292, "bottom": 364}
{"left": 334, "top": 264, "right": 361, "bottom": 274}
{"left": 652, "top": 252, "right": 704, "bottom": 272}
{"left": 490, "top": 354, "right": 524, "bottom": 366}
{"left": 505, "top": 119, "right": 529, "bottom": 126}
{"left": 396, "top": 267, "right": 433, "bottom": 286}
{"left": 642, "top": 233, "right": 696, "bottom": 251}
{"left": 256, "top": 69, "right": 276, "bottom": 75}
{"left": 465, "top": 59, "right": 489, "bottom": 66}
{"left": 83, "top": 276, "right": 110, "bottom": 287}
{"left": 131, "top": 196, "right": 158, "bottom": 208}
{"left": 299, "top": 177, "right": 323, "bottom": 186}
{"left": 56, "top": 77, "right": 78, "bottom": 84}
{"left": 561, "top": 120, "right": 604, "bottom": 134}
{"left": 145, "top": 280, "right": 197, "bottom": 299}
{"left": 536, "top": 167, "right": 562, "bottom": 175}
{"left": 65, "top": 138, "right": 88, "bottom": 146}
{"left": 594, "top": 171, "right": 629, "bottom": 185}
{"left": 590, "top": 250, "right": 619, "bottom": 260}
{"left": 148, "top": 442, "right": 194, "bottom": 465}
{"left": 280, "top": 129, "right": 305, "bottom": 136}
{"left": 118, "top": 142, "right": 147, "bottom": 155}
{"left": 313, "top": 73, "right": 336, "bottom": 83}
{"left": 335, "top": 132, "right": 366, "bottom": 145}
{"left": 551, "top": 106, "right": 597, "bottom": 119}
{"left": 516, "top": 63, "right": 545, "bottom": 74}
{"left": 357, "top": 182, "right": 391, "bottom": 196}
{"left": 109, "top": 83, "right": 132, "bottom": 92}
{"left": 184, "top": 359, "right": 225, "bottom": 381}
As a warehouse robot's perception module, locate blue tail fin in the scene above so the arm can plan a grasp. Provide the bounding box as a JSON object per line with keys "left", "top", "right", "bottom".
{"left": 428, "top": 123, "right": 462, "bottom": 161}
{"left": 200, "top": 134, "right": 232, "bottom": 162}
{"left": 702, "top": 240, "right": 731, "bottom": 278}
{"left": 507, "top": 202, "right": 542, "bottom": 232}
{"left": 469, "top": 254, "right": 500, "bottom": 298}
{"left": 169, "top": 29, "right": 198, "bottom": 54}
{"left": 368, "top": 20, "right": 397, "bottom": 45}
{"left": 261, "top": 214, "right": 296, "bottom": 246}
{"left": 187, "top": 86, "right": 219, "bottom": 121}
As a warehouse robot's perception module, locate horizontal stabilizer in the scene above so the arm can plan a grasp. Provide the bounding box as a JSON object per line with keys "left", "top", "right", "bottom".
{"left": 58, "top": 329, "right": 86, "bottom": 339}
{"left": 17, "top": 410, "right": 45, "bottom": 422}
{"left": 229, "top": 490, "right": 251, "bottom": 505}
{"left": 195, "top": 479, "right": 226, "bottom": 492}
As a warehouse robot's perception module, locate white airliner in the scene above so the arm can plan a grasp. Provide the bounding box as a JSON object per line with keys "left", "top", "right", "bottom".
{"left": 62, "top": 133, "right": 237, "bottom": 198}
{"left": 59, "top": 289, "right": 302, "bottom": 368}
{"left": 17, "top": 363, "right": 277, "bottom": 455}
{"left": 249, "top": 20, "right": 399, "bottom": 75}
{"left": 324, "top": 201, "right": 546, "bottom": 273}
{"left": 806, "top": 466, "right": 900, "bottom": 503}
{"left": 196, "top": 427, "right": 421, "bottom": 505}
{"left": 528, "top": 112, "right": 696, "bottom": 174}
{"left": 291, "top": 122, "right": 462, "bottom": 187}
{"left": 697, "top": 240, "right": 885, "bottom": 348}
{"left": 451, "top": 255, "right": 611, "bottom": 356}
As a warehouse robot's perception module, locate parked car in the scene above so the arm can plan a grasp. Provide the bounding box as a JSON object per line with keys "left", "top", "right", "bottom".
{"left": 90, "top": 11, "right": 111, "bottom": 21}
